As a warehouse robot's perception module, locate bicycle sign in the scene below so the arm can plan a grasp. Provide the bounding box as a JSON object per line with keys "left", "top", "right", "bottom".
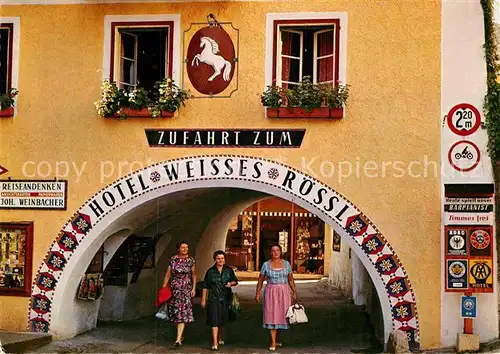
{"left": 448, "top": 141, "right": 480, "bottom": 172}
{"left": 447, "top": 103, "right": 481, "bottom": 136}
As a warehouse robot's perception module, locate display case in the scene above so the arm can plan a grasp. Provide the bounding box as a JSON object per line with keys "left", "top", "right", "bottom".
{"left": 0, "top": 222, "right": 33, "bottom": 296}
{"left": 294, "top": 217, "right": 325, "bottom": 274}
{"left": 225, "top": 213, "right": 256, "bottom": 270}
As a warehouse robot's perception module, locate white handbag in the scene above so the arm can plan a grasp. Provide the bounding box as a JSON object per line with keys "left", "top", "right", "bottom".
{"left": 155, "top": 302, "right": 169, "bottom": 320}
{"left": 286, "top": 303, "right": 308, "bottom": 324}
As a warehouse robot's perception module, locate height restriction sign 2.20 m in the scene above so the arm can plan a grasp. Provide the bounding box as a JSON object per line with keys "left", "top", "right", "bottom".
{"left": 447, "top": 103, "right": 481, "bottom": 136}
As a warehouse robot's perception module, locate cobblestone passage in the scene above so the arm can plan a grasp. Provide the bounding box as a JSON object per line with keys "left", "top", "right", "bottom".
{"left": 31, "top": 280, "right": 381, "bottom": 353}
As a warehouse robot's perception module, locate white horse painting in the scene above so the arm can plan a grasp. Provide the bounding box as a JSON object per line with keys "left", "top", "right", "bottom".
{"left": 191, "top": 36, "right": 232, "bottom": 82}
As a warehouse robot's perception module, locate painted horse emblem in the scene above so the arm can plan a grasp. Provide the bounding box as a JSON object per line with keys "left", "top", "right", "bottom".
{"left": 191, "top": 36, "right": 232, "bottom": 82}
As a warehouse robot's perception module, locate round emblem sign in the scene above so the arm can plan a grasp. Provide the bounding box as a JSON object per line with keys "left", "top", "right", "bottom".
{"left": 187, "top": 26, "right": 236, "bottom": 95}
{"left": 449, "top": 261, "right": 466, "bottom": 278}
{"left": 449, "top": 235, "right": 465, "bottom": 250}
{"left": 470, "top": 261, "right": 491, "bottom": 281}
{"left": 447, "top": 103, "right": 481, "bottom": 136}
{"left": 470, "top": 229, "right": 491, "bottom": 250}
{"left": 448, "top": 140, "right": 481, "bottom": 172}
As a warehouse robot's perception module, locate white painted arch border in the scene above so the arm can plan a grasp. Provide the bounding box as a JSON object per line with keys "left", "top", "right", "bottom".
{"left": 28, "top": 155, "right": 420, "bottom": 350}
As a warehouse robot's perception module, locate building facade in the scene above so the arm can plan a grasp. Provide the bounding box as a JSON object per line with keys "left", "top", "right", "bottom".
{"left": 0, "top": 0, "right": 496, "bottom": 351}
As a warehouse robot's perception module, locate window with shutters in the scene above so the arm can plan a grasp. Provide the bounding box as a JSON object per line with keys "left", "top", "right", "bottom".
{"left": 110, "top": 22, "right": 173, "bottom": 92}
{"left": 272, "top": 19, "right": 340, "bottom": 90}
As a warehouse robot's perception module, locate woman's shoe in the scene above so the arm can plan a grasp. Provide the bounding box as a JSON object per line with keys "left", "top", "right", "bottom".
{"left": 218, "top": 340, "right": 225, "bottom": 345}
{"left": 269, "top": 346, "right": 276, "bottom": 351}
{"left": 211, "top": 345, "right": 218, "bottom": 351}
{"left": 276, "top": 342, "right": 282, "bottom": 347}
{"left": 173, "top": 341, "right": 182, "bottom": 348}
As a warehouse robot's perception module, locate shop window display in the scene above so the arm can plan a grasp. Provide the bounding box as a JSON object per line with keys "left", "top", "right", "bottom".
{"left": 226, "top": 214, "right": 256, "bottom": 270}
{"left": 225, "top": 197, "right": 326, "bottom": 275}
{"left": 0, "top": 222, "right": 33, "bottom": 296}
{"left": 294, "top": 217, "right": 325, "bottom": 274}
{"left": 259, "top": 214, "right": 291, "bottom": 267}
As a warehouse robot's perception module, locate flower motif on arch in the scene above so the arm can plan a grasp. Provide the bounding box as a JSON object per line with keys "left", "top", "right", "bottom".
{"left": 393, "top": 302, "right": 415, "bottom": 321}
{"left": 345, "top": 214, "right": 368, "bottom": 236}
{"left": 71, "top": 213, "right": 92, "bottom": 234}
{"left": 376, "top": 256, "right": 398, "bottom": 275}
{"left": 57, "top": 231, "right": 79, "bottom": 252}
{"left": 397, "top": 305, "right": 408, "bottom": 317}
{"left": 386, "top": 278, "right": 409, "bottom": 297}
{"left": 36, "top": 272, "right": 57, "bottom": 291}
{"left": 267, "top": 168, "right": 279, "bottom": 180}
{"left": 365, "top": 239, "right": 377, "bottom": 251}
{"left": 350, "top": 221, "right": 363, "bottom": 233}
{"left": 390, "top": 282, "right": 403, "bottom": 294}
{"left": 30, "top": 318, "right": 50, "bottom": 333}
{"left": 45, "top": 251, "right": 67, "bottom": 272}
{"left": 361, "top": 234, "right": 385, "bottom": 255}
{"left": 32, "top": 294, "right": 51, "bottom": 315}
{"left": 381, "top": 259, "right": 392, "bottom": 271}
{"left": 150, "top": 171, "right": 161, "bottom": 183}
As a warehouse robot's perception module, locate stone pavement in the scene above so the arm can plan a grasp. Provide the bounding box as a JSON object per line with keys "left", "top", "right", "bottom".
{"left": 29, "top": 280, "right": 381, "bottom": 353}
{"left": 0, "top": 331, "right": 51, "bottom": 353}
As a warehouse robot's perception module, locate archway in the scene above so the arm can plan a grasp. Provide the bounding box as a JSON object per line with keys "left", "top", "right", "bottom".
{"left": 28, "top": 155, "right": 420, "bottom": 350}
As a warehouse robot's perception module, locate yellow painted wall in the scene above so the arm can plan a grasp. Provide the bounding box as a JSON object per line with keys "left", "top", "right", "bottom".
{"left": 0, "top": 0, "right": 441, "bottom": 348}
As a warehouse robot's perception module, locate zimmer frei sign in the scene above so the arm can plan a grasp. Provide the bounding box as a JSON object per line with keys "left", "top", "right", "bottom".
{"left": 0, "top": 180, "right": 67, "bottom": 209}
{"left": 85, "top": 156, "right": 354, "bottom": 226}
{"left": 444, "top": 196, "right": 494, "bottom": 225}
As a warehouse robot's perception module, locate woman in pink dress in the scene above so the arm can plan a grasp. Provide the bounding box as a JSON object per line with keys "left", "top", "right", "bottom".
{"left": 255, "top": 244, "right": 297, "bottom": 351}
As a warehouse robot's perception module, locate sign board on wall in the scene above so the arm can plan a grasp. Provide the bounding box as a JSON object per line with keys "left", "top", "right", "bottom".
{"left": 444, "top": 196, "right": 494, "bottom": 225}
{"left": 446, "top": 259, "right": 468, "bottom": 290}
{"left": 469, "top": 258, "right": 494, "bottom": 290}
{"left": 461, "top": 295, "right": 477, "bottom": 318}
{"left": 443, "top": 102, "right": 492, "bottom": 180}
{"left": 445, "top": 225, "right": 493, "bottom": 257}
{"left": 443, "top": 184, "right": 494, "bottom": 293}
{"left": 448, "top": 140, "right": 481, "bottom": 172}
{"left": 0, "top": 180, "right": 67, "bottom": 210}
{"left": 447, "top": 103, "right": 481, "bottom": 136}
{"left": 183, "top": 17, "right": 239, "bottom": 98}
{"left": 145, "top": 129, "right": 306, "bottom": 148}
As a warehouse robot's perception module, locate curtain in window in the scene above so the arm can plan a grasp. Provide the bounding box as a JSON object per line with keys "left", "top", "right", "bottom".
{"left": 317, "top": 30, "right": 334, "bottom": 84}
{"left": 120, "top": 32, "right": 137, "bottom": 90}
{"left": 281, "top": 31, "right": 292, "bottom": 90}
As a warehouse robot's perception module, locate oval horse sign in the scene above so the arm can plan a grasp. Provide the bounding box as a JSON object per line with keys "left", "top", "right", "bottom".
{"left": 187, "top": 26, "right": 236, "bottom": 95}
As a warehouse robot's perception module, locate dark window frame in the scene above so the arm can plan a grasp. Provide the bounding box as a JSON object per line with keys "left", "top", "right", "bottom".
{"left": 0, "top": 23, "right": 14, "bottom": 96}
{"left": 0, "top": 222, "right": 34, "bottom": 297}
{"left": 109, "top": 21, "right": 174, "bottom": 90}
{"left": 272, "top": 19, "right": 340, "bottom": 87}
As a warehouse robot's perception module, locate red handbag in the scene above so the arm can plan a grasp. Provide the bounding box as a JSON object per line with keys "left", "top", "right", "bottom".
{"left": 155, "top": 286, "right": 172, "bottom": 307}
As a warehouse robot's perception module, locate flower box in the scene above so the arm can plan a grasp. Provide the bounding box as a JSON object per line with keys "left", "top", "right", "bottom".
{"left": 113, "top": 108, "right": 174, "bottom": 118}
{"left": 0, "top": 107, "right": 14, "bottom": 117}
{"left": 266, "top": 107, "right": 343, "bottom": 119}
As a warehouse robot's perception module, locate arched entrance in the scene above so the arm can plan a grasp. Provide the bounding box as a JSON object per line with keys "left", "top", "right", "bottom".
{"left": 28, "top": 155, "right": 420, "bottom": 350}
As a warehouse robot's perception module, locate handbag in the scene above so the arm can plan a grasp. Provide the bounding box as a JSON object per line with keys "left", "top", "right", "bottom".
{"left": 231, "top": 291, "right": 241, "bottom": 312}
{"left": 155, "top": 301, "right": 169, "bottom": 320}
{"left": 286, "top": 302, "right": 308, "bottom": 324}
{"left": 229, "top": 291, "right": 241, "bottom": 321}
{"left": 154, "top": 285, "right": 172, "bottom": 308}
